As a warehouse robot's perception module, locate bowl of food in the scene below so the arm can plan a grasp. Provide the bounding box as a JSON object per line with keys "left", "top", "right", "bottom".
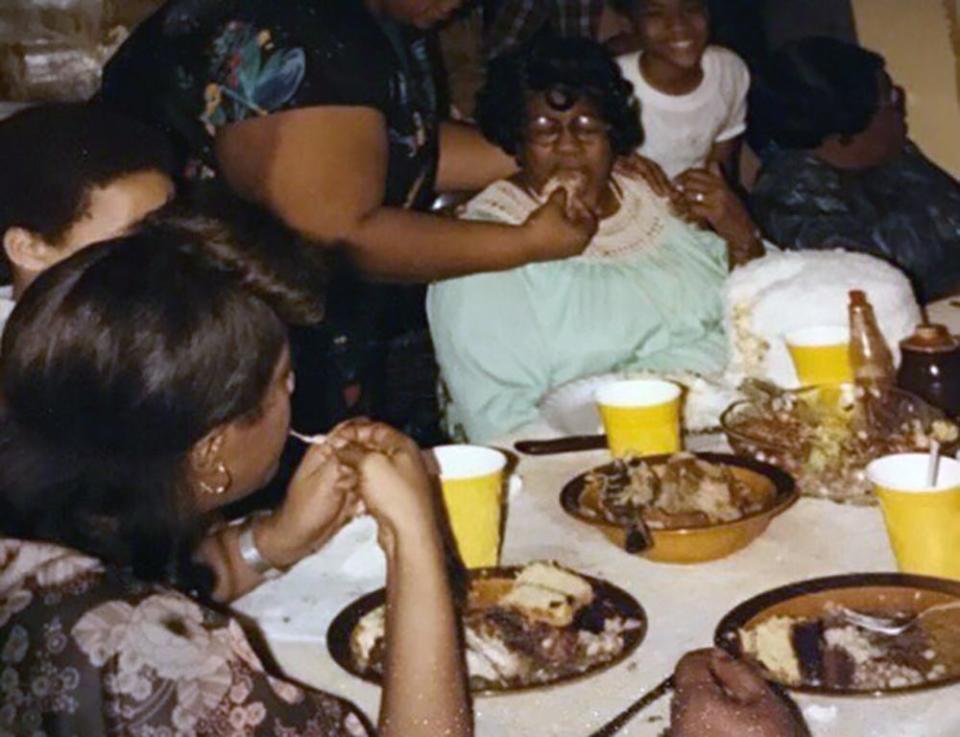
{"left": 721, "top": 382, "right": 959, "bottom": 505}
{"left": 560, "top": 452, "right": 796, "bottom": 563}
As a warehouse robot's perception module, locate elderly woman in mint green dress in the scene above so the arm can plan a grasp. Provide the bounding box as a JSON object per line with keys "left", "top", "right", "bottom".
{"left": 428, "top": 37, "right": 765, "bottom": 442}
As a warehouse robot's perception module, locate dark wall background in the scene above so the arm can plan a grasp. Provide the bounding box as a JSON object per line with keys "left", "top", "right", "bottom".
{"left": 710, "top": 0, "right": 856, "bottom": 70}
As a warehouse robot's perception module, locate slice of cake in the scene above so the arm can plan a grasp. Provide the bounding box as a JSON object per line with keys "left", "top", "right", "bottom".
{"left": 739, "top": 616, "right": 803, "bottom": 684}
{"left": 500, "top": 561, "right": 595, "bottom": 627}
{"left": 740, "top": 607, "right": 936, "bottom": 690}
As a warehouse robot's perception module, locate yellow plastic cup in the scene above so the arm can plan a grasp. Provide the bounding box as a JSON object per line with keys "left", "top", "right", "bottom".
{"left": 595, "top": 379, "right": 681, "bottom": 458}
{"left": 433, "top": 445, "right": 506, "bottom": 569}
{"left": 785, "top": 325, "right": 853, "bottom": 386}
{"left": 867, "top": 453, "right": 960, "bottom": 580}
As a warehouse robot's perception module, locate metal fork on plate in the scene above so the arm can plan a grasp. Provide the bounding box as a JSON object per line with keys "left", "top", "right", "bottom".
{"left": 837, "top": 601, "right": 960, "bottom": 636}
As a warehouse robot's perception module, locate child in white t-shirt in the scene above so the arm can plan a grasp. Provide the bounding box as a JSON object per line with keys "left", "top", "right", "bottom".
{"left": 616, "top": 0, "right": 749, "bottom": 187}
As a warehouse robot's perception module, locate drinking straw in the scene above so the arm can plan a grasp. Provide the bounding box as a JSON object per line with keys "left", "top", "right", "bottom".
{"left": 926, "top": 440, "right": 941, "bottom": 487}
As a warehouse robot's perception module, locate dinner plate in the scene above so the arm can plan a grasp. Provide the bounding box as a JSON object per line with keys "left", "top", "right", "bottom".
{"left": 539, "top": 373, "right": 622, "bottom": 435}
{"left": 715, "top": 573, "right": 960, "bottom": 697}
{"left": 539, "top": 372, "right": 741, "bottom": 436}
{"left": 560, "top": 453, "right": 796, "bottom": 563}
{"left": 327, "top": 565, "right": 647, "bottom": 696}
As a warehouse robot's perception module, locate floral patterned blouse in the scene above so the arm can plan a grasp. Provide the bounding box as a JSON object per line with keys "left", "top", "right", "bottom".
{"left": 0, "top": 539, "right": 371, "bottom": 737}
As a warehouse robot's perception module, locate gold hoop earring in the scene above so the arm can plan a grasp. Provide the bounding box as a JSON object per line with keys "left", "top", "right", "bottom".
{"left": 199, "top": 461, "right": 232, "bottom": 496}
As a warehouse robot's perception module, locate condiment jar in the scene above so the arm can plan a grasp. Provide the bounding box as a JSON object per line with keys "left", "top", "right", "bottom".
{"left": 897, "top": 324, "right": 960, "bottom": 416}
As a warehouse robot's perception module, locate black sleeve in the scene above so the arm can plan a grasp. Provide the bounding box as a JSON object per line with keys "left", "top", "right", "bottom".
{"left": 266, "top": 1, "right": 394, "bottom": 115}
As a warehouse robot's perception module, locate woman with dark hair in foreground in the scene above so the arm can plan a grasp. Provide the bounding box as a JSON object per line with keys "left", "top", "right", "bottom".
{"left": 0, "top": 234, "right": 470, "bottom": 737}
{"left": 749, "top": 36, "right": 960, "bottom": 302}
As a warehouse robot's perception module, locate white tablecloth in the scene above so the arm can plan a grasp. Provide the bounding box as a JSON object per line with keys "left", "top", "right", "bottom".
{"left": 234, "top": 425, "right": 960, "bottom": 737}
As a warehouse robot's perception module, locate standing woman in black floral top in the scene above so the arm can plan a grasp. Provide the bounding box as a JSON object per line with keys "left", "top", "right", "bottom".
{"left": 100, "top": 0, "right": 597, "bottom": 438}
{"left": 0, "top": 233, "right": 471, "bottom": 737}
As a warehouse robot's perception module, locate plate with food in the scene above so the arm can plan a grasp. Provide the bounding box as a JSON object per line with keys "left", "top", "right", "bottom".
{"left": 722, "top": 382, "right": 959, "bottom": 505}
{"left": 560, "top": 452, "right": 796, "bottom": 563}
{"left": 327, "top": 561, "right": 647, "bottom": 695}
{"left": 716, "top": 573, "right": 960, "bottom": 696}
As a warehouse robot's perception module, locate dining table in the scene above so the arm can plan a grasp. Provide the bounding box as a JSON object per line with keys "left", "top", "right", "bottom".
{"left": 235, "top": 408, "right": 960, "bottom": 737}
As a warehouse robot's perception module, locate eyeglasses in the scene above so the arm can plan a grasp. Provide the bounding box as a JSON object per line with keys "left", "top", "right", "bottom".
{"left": 526, "top": 114, "right": 610, "bottom": 145}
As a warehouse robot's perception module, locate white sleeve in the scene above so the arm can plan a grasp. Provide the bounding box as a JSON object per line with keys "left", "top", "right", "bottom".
{"left": 715, "top": 50, "right": 750, "bottom": 142}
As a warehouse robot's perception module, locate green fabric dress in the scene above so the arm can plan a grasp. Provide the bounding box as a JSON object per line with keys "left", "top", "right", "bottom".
{"left": 427, "top": 173, "right": 730, "bottom": 441}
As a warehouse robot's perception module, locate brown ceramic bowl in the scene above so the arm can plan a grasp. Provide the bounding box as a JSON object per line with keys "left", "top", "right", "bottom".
{"left": 560, "top": 453, "right": 797, "bottom": 564}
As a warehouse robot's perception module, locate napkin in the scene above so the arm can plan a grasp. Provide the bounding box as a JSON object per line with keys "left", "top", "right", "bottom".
{"left": 232, "top": 516, "right": 386, "bottom": 642}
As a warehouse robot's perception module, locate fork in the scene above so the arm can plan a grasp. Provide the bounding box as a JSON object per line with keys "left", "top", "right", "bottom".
{"left": 837, "top": 601, "right": 960, "bottom": 636}
{"left": 289, "top": 430, "right": 327, "bottom": 445}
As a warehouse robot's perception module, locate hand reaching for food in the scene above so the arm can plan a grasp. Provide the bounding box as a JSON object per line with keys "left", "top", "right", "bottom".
{"left": 541, "top": 171, "right": 592, "bottom": 220}
{"left": 671, "top": 648, "right": 807, "bottom": 737}
{"left": 522, "top": 187, "right": 598, "bottom": 262}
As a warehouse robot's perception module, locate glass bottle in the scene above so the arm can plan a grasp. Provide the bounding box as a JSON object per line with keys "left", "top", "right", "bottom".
{"left": 848, "top": 290, "right": 895, "bottom": 386}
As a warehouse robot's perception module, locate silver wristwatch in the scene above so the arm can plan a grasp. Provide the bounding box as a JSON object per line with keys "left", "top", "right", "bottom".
{"left": 237, "top": 516, "right": 282, "bottom": 580}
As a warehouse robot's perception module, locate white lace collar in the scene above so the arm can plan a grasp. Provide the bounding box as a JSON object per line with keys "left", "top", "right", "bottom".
{"left": 463, "top": 172, "right": 674, "bottom": 260}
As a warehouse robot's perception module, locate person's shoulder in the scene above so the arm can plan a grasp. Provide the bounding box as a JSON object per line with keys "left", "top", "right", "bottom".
{"left": 278, "top": 0, "right": 388, "bottom": 54}
{"left": 613, "top": 171, "right": 671, "bottom": 212}
{"left": 248, "top": 0, "right": 394, "bottom": 109}
{"left": 703, "top": 45, "right": 748, "bottom": 72}
{"left": 703, "top": 45, "right": 749, "bottom": 87}
{"left": 460, "top": 179, "right": 537, "bottom": 226}
{"left": 752, "top": 149, "right": 838, "bottom": 207}
{"left": 757, "top": 148, "right": 828, "bottom": 181}
{"left": 900, "top": 141, "right": 959, "bottom": 182}
{"left": 615, "top": 51, "right": 643, "bottom": 88}
{"left": 615, "top": 50, "right": 641, "bottom": 72}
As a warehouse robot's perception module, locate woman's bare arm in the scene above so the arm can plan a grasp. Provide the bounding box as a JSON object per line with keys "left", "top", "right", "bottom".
{"left": 197, "top": 524, "right": 265, "bottom": 602}
{"left": 333, "top": 423, "right": 472, "bottom": 737}
{"left": 436, "top": 120, "right": 517, "bottom": 192}
{"left": 709, "top": 137, "right": 742, "bottom": 185}
{"left": 379, "top": 517, "right": 469, "bottom": 737}
{"left": 215, "top": 106, "right": 590, "bottom": 281}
